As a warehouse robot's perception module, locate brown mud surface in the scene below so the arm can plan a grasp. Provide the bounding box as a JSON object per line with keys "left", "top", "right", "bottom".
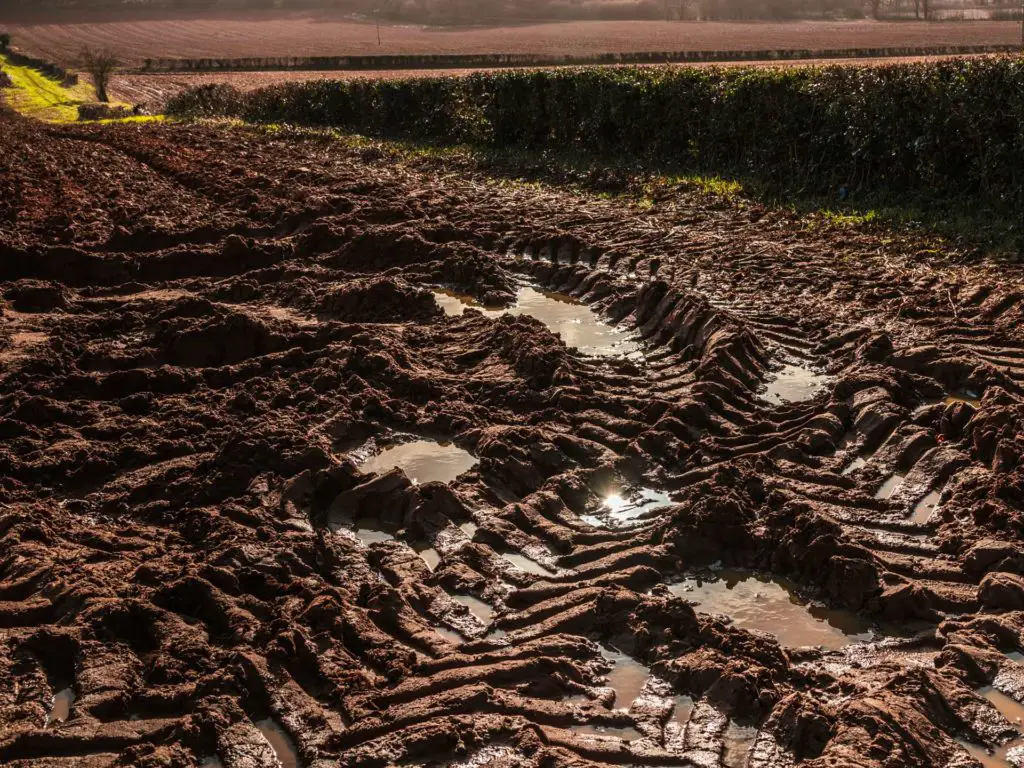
{"left": 3, "top": 104, "right": 1024, "bottom": 768}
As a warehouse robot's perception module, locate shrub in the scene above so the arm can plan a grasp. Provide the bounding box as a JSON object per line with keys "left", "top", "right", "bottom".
{"left": 167, "top": 57, "right": 1024, "bottom": 209}
{"left": 78, "top": 102, "right": 132, "bottom": 121}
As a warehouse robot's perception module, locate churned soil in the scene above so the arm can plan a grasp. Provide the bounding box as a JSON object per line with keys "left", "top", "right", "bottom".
{"left": 3, "top": 104, "right": 1024, "bottom": 768}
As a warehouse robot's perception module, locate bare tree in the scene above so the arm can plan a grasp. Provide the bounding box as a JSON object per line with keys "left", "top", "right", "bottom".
{"left": 78, "top": 47, "right": 121, "bottom": 103}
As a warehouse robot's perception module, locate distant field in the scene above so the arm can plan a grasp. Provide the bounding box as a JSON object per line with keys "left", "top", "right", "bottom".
{"left": 110, "top": 52, "right": 1009, "bottom": 108}
{"left": 6, "top": 13, "right": 1021, "bottom": 67}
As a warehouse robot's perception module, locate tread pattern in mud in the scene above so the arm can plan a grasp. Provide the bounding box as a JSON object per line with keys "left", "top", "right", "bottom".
{"left": 2, "top": 108, "right": 1024, "bottom": 768}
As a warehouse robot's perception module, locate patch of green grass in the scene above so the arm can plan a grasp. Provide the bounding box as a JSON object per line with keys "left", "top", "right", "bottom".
{"left": 0, "top": 54, "right": 154, "bottom": 124}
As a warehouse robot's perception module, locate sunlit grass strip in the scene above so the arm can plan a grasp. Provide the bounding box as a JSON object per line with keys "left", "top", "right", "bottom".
{"left": 0, "top": 53, "right": 163, "bottom": 124}
{"left": 0, "top": 53, "right": 95, "bottom": 121}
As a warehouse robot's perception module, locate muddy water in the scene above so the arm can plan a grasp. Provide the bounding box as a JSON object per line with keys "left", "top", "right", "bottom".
{"left": 200, "top": 758, "right": 225, "bottom": 768}
{"left": 910, "top": 490, "right": 942, "bottom": 524}
{"left": 414, "top": 543, "right": 440, "bottom": 571}
{"left": 358, "top": 440, "right": 478, "bottom": 485}
{"left": 722, "top": 722, "right": 759, "bottom": 768}
{"left": 501, "top": 551, "right": 556, "bottom": 576}
{"left": 353, "top": 516, "right": 395, "bottom": 545}
{"left": 841, "top": 456, "right": 868, "bottom": 475}
{"left": 434, "top": 625, "right": 465, "bottom": 644}
{"left": 255, "top": 718, "right": 300, "bottom": 768}
{"left": 434, "top": 289, "right": 505, "bottom": 317}
{"left": 46, "top": 687, "right": 74, "bottom": 726}
{"left": 874, "top": 473, "right": 906, "bottom": 500}
{"left": 453, "top": 594, "right": 494, "bottom": 623}
{"left": 435, "top": 287, "right": 639, "bottom": 358}
{"left": 763, "top": 363, "right": 829, "bottom": 404}
{"left": 668, "top": 570, "right": 874, "bottom": 649}
{"left": 570, "top": 723, "right": 644, "bottom": 740}
{"left": 959, "top": 739, "right": 1024, "bottom": 768}
{"left": 946, "top": 389, "right": 983, "bottom": 408}
{"left": 602, "top": 488, "right": 674, "bottom": 526}
{"left": 459, "top": 521, "right": 478, "bottom": 538}
{"left": 601, "top": 646, "right": 650, "bottom": 710}
{"left": 673, "top": 694, "right": 695, "bottom": 726}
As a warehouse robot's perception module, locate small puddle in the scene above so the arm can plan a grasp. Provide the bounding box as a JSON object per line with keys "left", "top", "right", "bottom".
{"left": 434, "top": 289, "right": 506, "bottom": 317}
{"left": 353, "top": 516, "right": 395, "bottom": 545}
{"left": 763, "top": 363, "right": 829, "bottom": 404}
{"left": 602, "top": 488, "right": 674, "bottom": 527}
{"left": 434, "top": 625, "right": 464, "bottom": 644}
{"left": 958, "top": 739, "right": 1024, "bottom": 768}
{"left": 946, "top": 389, "right": 982, "bottom": 408}
{"left": 435, "top": 286, "right": 638, "bottom": 358}
{"left": 200, "top": 759, "right": 225, "bottom": 768}
{"left": 357, "top": 440, "right": 478, "bottom": 485}
{"left": 255, "top": 718, "right": 300, "bottom": 768}
{"left": 841, "top": 457, "right": 867, "bottom": 475}
{"left": 453, "top": 594, "right": 494, "bottom": 623}
{"left": 874, "top": 473, "right": 906, "bottom": 500}
{"left": 668, "top": 570, "right": 874, "bottom": 650}
{"left": 414, "top": 544, "right": 440, "bottom": 571}
{"left": 46, "top": 687, "right": 74, "bottom": 726}
{"left": 910, "top": 490, "right": 941, "bottom": 524}
{"left": 570, "top": 723, "right": 644, "bottom": 741}
{"left": 722, "top": 722, "right": 759, "bottom": 768}
{"left": 673, "top": 695, "right": 695, "bottom": 726}
{"left": 459, "top": 521, "right": 478, "bottom": 538}
{"left": 501, "top": 551, "right": 556, "bottom": 576}
{"left": 601, "top": 646, "right": 650, "bottom": 710}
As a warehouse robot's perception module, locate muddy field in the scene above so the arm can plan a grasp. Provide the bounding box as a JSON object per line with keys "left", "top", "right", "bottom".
{"left": 6, "top": 14, "right": 1020, "bottom": 67}
{"left": 3, "top": 103, "right": 1024, "bottom": 768}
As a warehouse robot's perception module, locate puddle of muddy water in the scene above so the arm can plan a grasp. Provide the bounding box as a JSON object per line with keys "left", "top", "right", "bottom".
{"left": 353, "top": 516, "right": 396, "bottom": 545}
{"left": 413, "top": 543, "right": 440, "bottom": 571}
{"left": 763, "top": 363, "right": 829, "bottom": 405}
{"left": 958, "top": 739, "right": 1024, "bottom": 768}
{"left": 722, "top": 722, "right": 759, "bottom": 768}
{"left": 434, "top": 289, "right": 507, "bottom": 318}
{"left": 570, "top": 723, "right": 644, "bottom": 740}
{"left": 434, "top": 287, "right": 639, "bottom": 358}
{"left": 46, "top": 687, "right": 74, "bottom": 726}
{"left": 501, "top": 551, "right": 556, "bottom": 576}
{"left": 910, "top": 490, "right": 942, "bottom": 524}
{"left": 673, "top": 695, "right": 695, "bottom": 726}
{"left": 434, "top": 625, "right": 465, "bottom": 644}
{"left": 602, "top": 488, "right": 674, "bottom": 526}
{"left": 874, "top": 473, "right": 906, "bottom": 500}
{"left": 453, "top": 594, "right": 494, "bottom": 623}
{"left": 601, "top": 646, "right": 650, "bottom": 710}
{"left": 841, "top": 457, "right": 867, "bottom": 475}
{"left": 459, "top": 521, "right": 478, "bottom": 538}
{"left": 357, "top": 440, "right": 478, "bottom": 485}
{"left": 200, "top": 758, "right": 225, "bottom": 768}
{"left": 255, "top": 718, "right": 300, "bottom": 768}
{"left": 946, "top": 389, "right": 983, "bottom": 408}
{"left": 668, "top": 570, "right": 875, "bottom": 650}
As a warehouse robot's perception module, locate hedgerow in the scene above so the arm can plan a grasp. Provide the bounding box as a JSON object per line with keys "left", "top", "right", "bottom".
{"left": 167, "top": 57, "right": 1024, "bottom": 207}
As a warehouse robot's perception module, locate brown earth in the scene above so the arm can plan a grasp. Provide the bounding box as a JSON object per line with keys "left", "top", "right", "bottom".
{"left": 4, "top": 14, "right": 1020, "bottom": 67}
{"left": 2, "top": 101, "right": 1024, "bottom": 768}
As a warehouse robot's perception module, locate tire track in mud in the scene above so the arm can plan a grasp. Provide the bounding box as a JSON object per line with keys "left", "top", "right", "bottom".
{"left": 2, "top": 111, "right": 1024, "bottom": 767}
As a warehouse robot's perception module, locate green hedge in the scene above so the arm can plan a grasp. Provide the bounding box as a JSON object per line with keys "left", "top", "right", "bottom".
{"left": 167, "top": 57, "right": 1024, "bottom": 206}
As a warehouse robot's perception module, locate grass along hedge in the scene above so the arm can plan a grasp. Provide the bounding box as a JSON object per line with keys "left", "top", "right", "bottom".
{"left": 167, "top": 57, "right": 1024, "bottom": 210}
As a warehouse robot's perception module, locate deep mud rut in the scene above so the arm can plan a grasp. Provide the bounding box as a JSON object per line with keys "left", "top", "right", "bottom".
{"left": 3, "top": 106, "right": 1024, "bottom": 768}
